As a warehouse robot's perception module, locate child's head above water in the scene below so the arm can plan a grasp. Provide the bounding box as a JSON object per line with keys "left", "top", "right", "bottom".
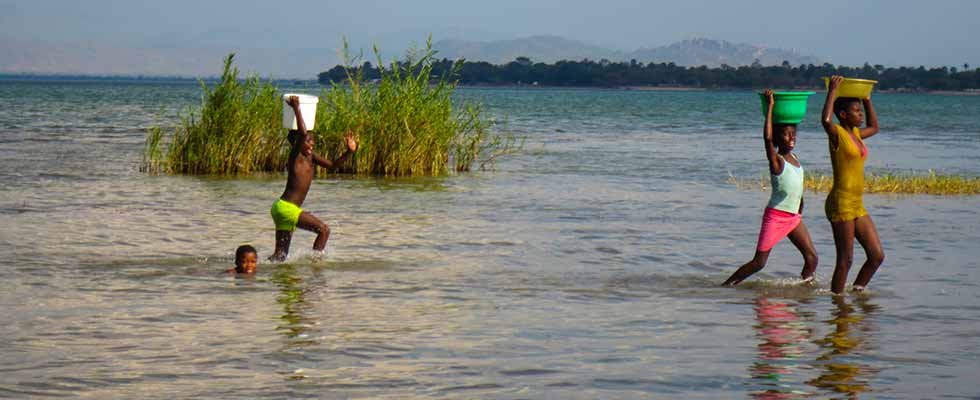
{"left": 231, "top": 244, "right": 258, "bottom": 274}
{"left": 772, "top": 123, "right": 797, "bottom": 153}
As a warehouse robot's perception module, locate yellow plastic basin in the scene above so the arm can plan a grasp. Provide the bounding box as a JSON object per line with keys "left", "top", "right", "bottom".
{"left": 823, "top": 77, "right": 878, "bottom": 98}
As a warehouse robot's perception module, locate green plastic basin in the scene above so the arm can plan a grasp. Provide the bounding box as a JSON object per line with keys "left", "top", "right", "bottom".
{"left": 759, "top": 91, "right": 816, "bottom": 124}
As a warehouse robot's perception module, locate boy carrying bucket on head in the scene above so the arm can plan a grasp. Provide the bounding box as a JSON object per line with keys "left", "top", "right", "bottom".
{"left": 270, "top": 95, "right": 357, "bottom": 262}
{"left": 723, "top": 89, "right": 819, "bottom": 286}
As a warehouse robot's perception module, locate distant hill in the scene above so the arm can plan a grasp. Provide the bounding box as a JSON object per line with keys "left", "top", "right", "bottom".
{"left": 628, "top": 38, "right": 821, "bottom": 67}
{"left": 0, "top": 37, "right": 339, "bottom": 79}
{"left": 433, "top": 35, "right": 625, "bottom": 64}
{"left": 0, "top": 37, "right": 216, "bottom": 77}
{"left": 433, "top": 36, "right": 820, "bottom": 67}
{"left": 1, "top": 35, "right": 821, "bottom": 78}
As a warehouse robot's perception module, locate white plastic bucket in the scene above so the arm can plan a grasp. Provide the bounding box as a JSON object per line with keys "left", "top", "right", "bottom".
{"left": 281, "top": 93, "right": 319, "bottom": 130}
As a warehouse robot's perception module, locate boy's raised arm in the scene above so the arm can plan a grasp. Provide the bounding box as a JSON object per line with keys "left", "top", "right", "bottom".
{"left": 285, "top": 96, "right": 308, "bottom": 154}
{"left": 312, "top": 131, "right": 358, "bottom": 170}
{"left": 859, "top": 97, "right": 880, "bottom": 139}
{"left": 286, "top": 96, "right": 308, "bottom": 135}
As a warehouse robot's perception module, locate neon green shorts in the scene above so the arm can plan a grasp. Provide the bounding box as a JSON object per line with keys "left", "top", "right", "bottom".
{"left": 270, "top": 198, "right": 303, "bottom": 231}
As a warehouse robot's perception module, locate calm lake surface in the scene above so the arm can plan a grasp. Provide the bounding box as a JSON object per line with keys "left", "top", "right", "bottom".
{"left": 1, "top": 80, "right": 979, "bottom": 399}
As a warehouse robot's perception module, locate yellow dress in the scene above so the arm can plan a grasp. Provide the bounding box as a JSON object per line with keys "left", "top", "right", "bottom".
{"left": 825, "top": 124, "right": 868, "bottom": 222}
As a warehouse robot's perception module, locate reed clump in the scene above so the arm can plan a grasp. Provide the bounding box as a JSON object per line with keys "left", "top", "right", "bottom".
{"left": 143, "top": 42, "right": 520, "bottom": 176}
{"left": 728, "top": 171, "right": 980, "bottom": 195}
{"left": 317, "top": 39, "right": 521, "bottom": 175}
{"left": 142, "top": 53, "right": 284, "bottom": 174}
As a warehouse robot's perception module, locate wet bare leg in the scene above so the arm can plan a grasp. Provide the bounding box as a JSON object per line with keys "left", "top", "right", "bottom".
{"left": 830, "top": 219, "right": 856, "bottom": 294}
{"left": 297, "top": 211, "right": 330, "bottom": 252}
{"left": 271, "top": 230, "right": 293, "bottom": 262}
{"left": 852, "top": 215, "right": 884, "bottom": 289}
{"left": 786, "top": 222, "right": 819, "bottom": 281}
{"left": 723, "top": 250, "right": 771, "bottom": 286}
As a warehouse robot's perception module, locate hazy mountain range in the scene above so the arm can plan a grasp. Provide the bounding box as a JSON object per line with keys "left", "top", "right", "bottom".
{"left": 0, "top": 37, "right": 326, "bottom": 78}
{"left": 433, "top": 36, "right": 821, "bottom": 67}
{"left": 1, "top": 35, "right": 820, "bottom": 78}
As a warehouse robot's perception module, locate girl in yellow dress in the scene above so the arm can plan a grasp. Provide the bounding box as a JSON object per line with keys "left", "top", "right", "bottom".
{"left": 821, "top": 76, "right": 885, "bottom": 294}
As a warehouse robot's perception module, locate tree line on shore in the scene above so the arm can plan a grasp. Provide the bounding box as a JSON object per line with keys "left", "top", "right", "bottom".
{"left": 319, "top": 57, "right": 980, "bottom": 91}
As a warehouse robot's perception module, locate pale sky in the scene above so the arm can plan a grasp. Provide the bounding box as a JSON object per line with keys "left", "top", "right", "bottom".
{"left": 2, "top": 0, "right": 978, "bottom": 77}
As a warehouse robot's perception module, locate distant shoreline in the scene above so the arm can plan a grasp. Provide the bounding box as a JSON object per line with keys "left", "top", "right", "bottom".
{"left": 619, "top": 86, "right": 707, "bottom": 92}
{"left": 459, "top": 84, "right": 979, "bottom": 95}
{"left": 3, "top": 75, "right": 979, "bottom": 95}
{"left": 916, "top": 90, "right": 980, "bottom": 96}
{"left": 455, "top": 83, "right": 707, "bottom": 92}
{"left": 0, "top": 74, "right": 313, "bottom": 85}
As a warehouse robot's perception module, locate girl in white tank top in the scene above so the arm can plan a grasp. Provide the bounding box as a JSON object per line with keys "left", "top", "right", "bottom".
{"left": 723, "top": 89, "right": 818, "bottom": 286}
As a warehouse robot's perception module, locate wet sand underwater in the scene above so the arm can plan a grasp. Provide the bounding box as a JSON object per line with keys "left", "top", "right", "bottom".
{"left": 1, "top": 82, "right": 979, "bottom": 398}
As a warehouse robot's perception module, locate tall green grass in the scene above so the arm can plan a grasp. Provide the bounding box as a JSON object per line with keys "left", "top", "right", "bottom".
{"left": 143, "top": 42, "right": 520, "bottom": 176}
{"left": 142, "top": 54, "right": 284, "bottom": 174}
{"left": 316, "top": 39, "right": 521, "bottom": 175}
{"left": 728, "top": 171, "right": 980, "bottom": 195}
{"left": 805, "top": 171, "right": 980, "bottom": 195}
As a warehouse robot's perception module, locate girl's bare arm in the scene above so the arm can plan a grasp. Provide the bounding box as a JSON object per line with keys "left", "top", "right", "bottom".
{"left": 821, "top": 75, "right": 844, "bottom": 147}
{"left": 860, "top": 97, "right": 880, "bottom": 139}
{"left": 761, "top": 89, "right": 783, "bottom": 175}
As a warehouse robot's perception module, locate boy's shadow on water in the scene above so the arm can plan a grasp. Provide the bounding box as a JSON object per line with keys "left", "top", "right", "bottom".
{"left": 746, "top": 295, "right": 880, "bottom": 399}
{"left": 271, "top": 263, "right": 320, "bottom": 348}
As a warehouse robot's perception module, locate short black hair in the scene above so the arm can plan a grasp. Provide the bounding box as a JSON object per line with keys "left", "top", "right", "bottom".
{"left": 833, "top": 97, "right": 861, "bottom": 118}
{"left": 235, "top": 244, "right": 257, "bottom": 264}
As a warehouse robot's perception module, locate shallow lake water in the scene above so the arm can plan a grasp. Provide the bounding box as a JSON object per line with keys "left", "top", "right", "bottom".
{"left": 1, "top": 81, "right": 979, "bottom": 398}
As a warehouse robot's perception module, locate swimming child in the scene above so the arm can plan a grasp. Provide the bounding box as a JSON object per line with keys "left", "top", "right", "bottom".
{"left": 270, "top": 95, "right": 357, "bottom": 262}
{"left": 723, "top": 89, "right": 818, "bottom": 286}
{"left": 821, "top": 75, "right": 884, "bottom": 294}
{"left": 226, "top": 244, "right": 258, "bottom": 274}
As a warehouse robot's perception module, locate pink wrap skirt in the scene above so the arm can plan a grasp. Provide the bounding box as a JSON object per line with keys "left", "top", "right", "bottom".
{"left": 756, "top": 207, "right": 802, "bottom": 252}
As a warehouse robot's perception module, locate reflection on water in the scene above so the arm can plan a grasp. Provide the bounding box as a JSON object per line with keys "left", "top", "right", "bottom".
{"left": 748, "top": 297, "right": 813, "bottom": 399}
{"left": 272, "top": 263, "right": 324, "bottom": 382}
{"left": 272, "top": 264, "right": 318, "bottom": 347}
{"left": 744, "top": 295, "right": 882, "bottom": 399}
{"left": 808, "top": 296, "right": 880, "bottom": 397}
